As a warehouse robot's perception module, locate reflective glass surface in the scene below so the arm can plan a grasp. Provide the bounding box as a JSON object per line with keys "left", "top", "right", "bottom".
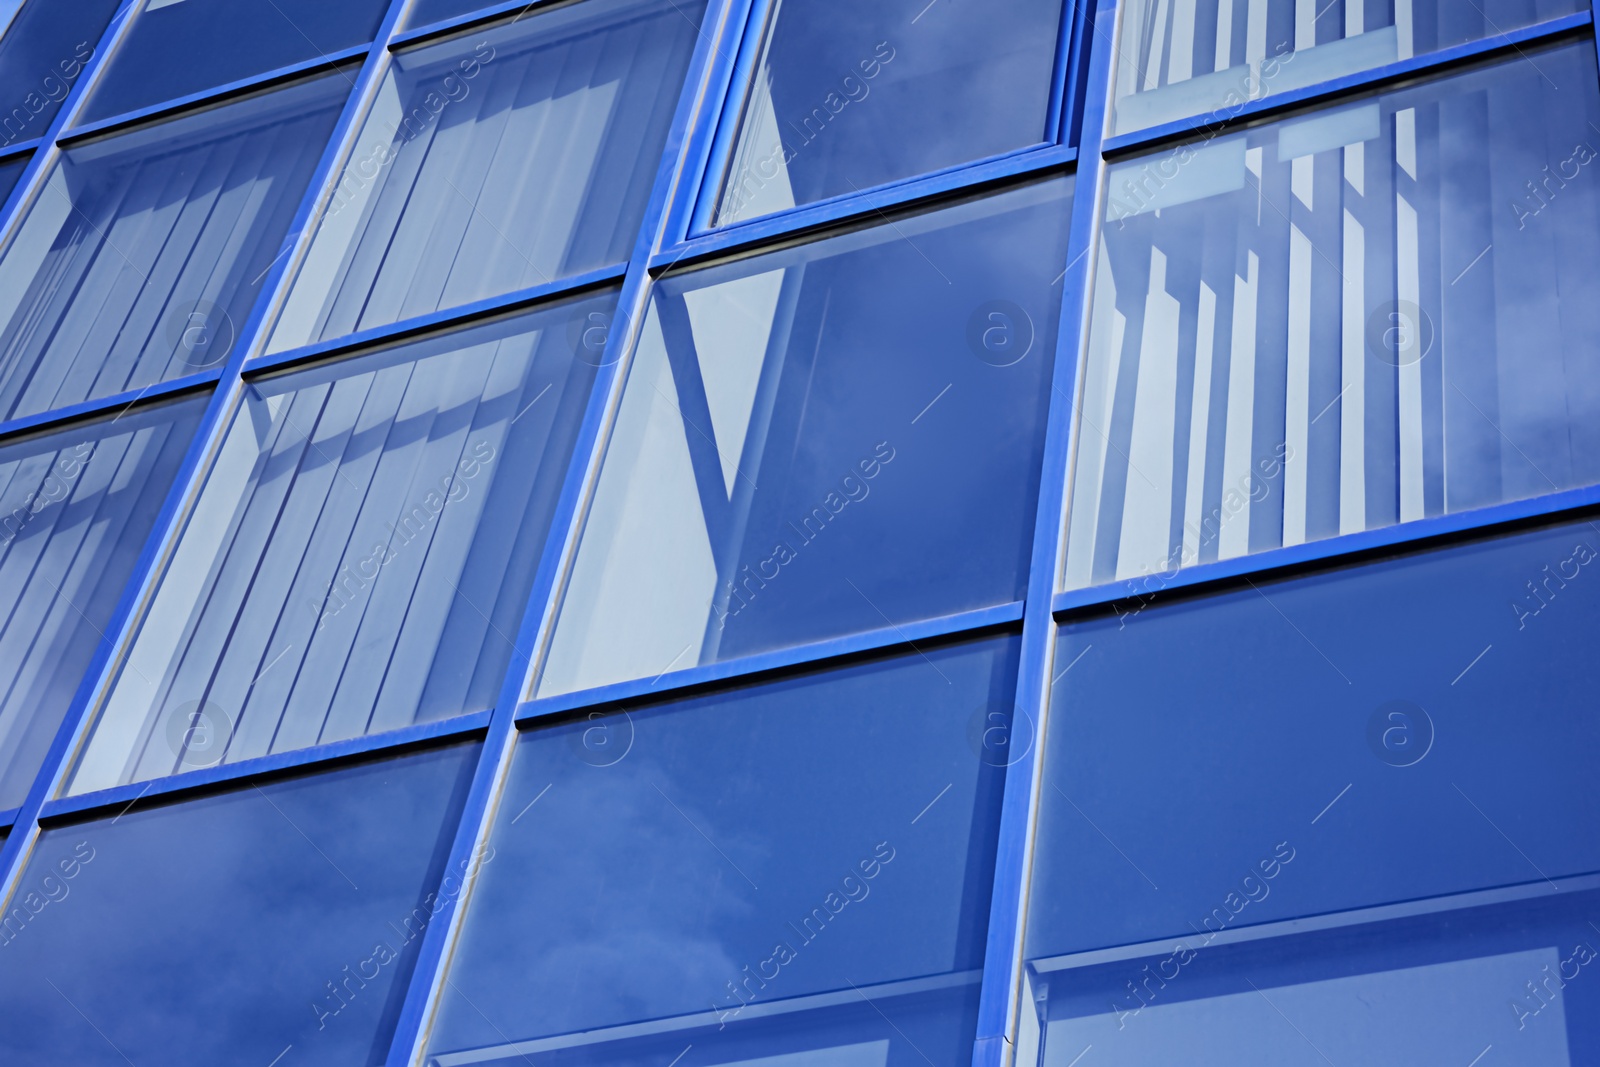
{"left": 0, "top": 0, "right": 120, "bottom": 147}
{"left": 0, "top": 74, "right": 347, "bottom": 423}
{"left": 1065, "top": 43, "right": 1600, "bottom": 590}
{"left": 80, "top": 0, "right": 385, "bottom": 123}
{"left": 0, "top": 743, "right": 478, "bottom": 1066}
{"left": 1031, "top": 513, "right": 1600, "bottom": 962}
{"left": 430, "top": 634, "right": 1018, "bottom": 1067}
{"left": 407, "top": 0, "right": 520, "bottom": 29}
{"left": 0, "top": 151, "right": 25, "bottom": 202}
{"left": 1111, "top": 0, "right": 1586, "bottom": 134}
{"left": 271, "top": 0, "right": 702, "bottom": 353}
{"left": 540, "top": 179, "right": 1071, "bottom": 697}
{"left": 710, "top": 0, "right": 1064, "bottom": 226}
{"left": 0, "top": 397, "right": 203, "bottom": 811}
{"left": 70, "top": 293, "right": 611, "bottom": 794}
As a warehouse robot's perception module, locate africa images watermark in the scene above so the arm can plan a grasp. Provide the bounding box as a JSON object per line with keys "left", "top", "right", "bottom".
{"left": 1, "top": 40, "right": 95, "bottom": 146}
{"left": 0, "top": 840, "right": 96, "bottom": 948}
{"left": 0, "top": 441, "right": 92, "bottom": 549}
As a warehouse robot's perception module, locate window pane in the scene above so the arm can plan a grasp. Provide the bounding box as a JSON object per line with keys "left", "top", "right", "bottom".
{"left": 0, "top": 151, "right": 25, "bottom": 202}
{"left": 1065, "top": 43, "right": 1600, "bottom": 590}
{"left": 69, "top": 293, "right": 611, "bottom": 795}
{"left": 0, "top": 75, "right": 347, "bottom": 423}
{"left": 430, "top": 635, "right": 1018, "bottom": 1067}
{"left": 270, "top": 0, "right": 703, "bottom": 353}
{"left": 80, "top": 0, "right": 385, "bottom": 123}
{"left": 540, "top": 179, "right": 1071, "bottom": 697}
{"left": 0, "top": 0, "right": 118, "bottom": 146}
{"left": 710, "top": 0, "right": 1063, "bottom": 227}
{"left": 1111, "top": 0, "right": 1586, "bottom": 134}
{"left": 1030, "top": 514, "right": 1600, "bottom": 963}
{"left": 0, "top": 397, "right": 203, "bottom": 811}
{"left": 406, "top": 0, "right": 514, "bottom": 29}
{"left": 0, "top": 743, "right": 478, "bottom": 1066}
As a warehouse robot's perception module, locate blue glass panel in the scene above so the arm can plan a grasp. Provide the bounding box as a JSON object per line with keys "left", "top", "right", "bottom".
{"left": 1066, "top": 42, "right": 1600, "bottom": 590}
{"left": 540, "top": 179, "right": 1071, "bottom": 696}
{"left": 69, "top": 291, "right": 612, "bottom": 794}
{"left": 407, "top": 0, "right": 518, "bottom": 29}
{"left": 0, "top": 396, "right": 203, "bottom": 810}
{"left": 80, "top": 0, "right": 385, "bottom": 123}
{"left": 0, "top": 74, "right": 347, "bottom": 423}
{"left": 710, "top": 0, "right": 1064, "bottom": 226}
{"left": 0, "top": 742, "right": 478, "bottom": 1066}
{"left": 0, "top": 151, "right": 25, "bottom": 203}
{"left": 1111, "top": 0, "right": 1587, "bottom": 133}
{"left": 1030, "top": 513, "right": 1600, "bottom": 963}
{"left": 271, "top": 0, "right": 702, "bottom": 352}
{"left": 430, "top": 634, "right": 1019, "bottom": 1067}
{"left": 1027, "top": 884, "right": 1600, "bottom": 1065}
{"left": 0, "top": 0, "right": 120, "bottom": 148}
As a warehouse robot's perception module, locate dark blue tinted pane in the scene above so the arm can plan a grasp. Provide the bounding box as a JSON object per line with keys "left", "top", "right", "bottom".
{"left": 1112, "top": 0, "right": 1586, "bottom": 133}
{"left": 70, "top": 292, "right": 611, "bottom": 794}
{"left": 406, "top": 0, "right": 511, "bottom": 28}
{"left": 712, "top": 0, "right": 1064, "bottom": 225}
{"left": 0, "top": 74, "right": 346, "bottom": 422}
{"left": 272, "top": 0, "right": 703, "bottom": 351}
{"left": 0, "top": 743, "right": 477, "bottom": 1066}
{"left": 431, "top": 635, "right": 1019, "bottom": 1067}
{"left": 541, "top": 179, "right": 1071, "bottom": 696}
{"left": 1030, "top": 885, "right": 1600, "bottom": 1063}
{"left": 0, "top": 151, "right": 25, "bottom": 203}
{"left": 1067, "top": 42, "right": 1600, "bottom": 589}
{"left": 0, "top": 396, "right": 203, "bottom": 811}
{"left": 0, "top": 0, "right": 119, "bottom": 147}
{"left": 1030, "top": 514, "right": 1600, "bottom": 961}
{"left": 81, "top": 0, "right": 383, "bottom": 123}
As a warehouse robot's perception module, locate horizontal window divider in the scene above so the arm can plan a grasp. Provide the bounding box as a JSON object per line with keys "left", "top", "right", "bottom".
{"left": 58, "top": 44, "right": 373, "bottom": 148}
{"left": 1030, "top": 870, "right": 1600, "bottom": 976}
{"left": 1052, "top": 483, "right": 1600, "bottom": 620}
{"left": 0, "top": 138, "right": 40, "bottom": 164}
{"left": 653, "top": 143, "right": 1077, "bottom": 273}
{"left": 36, "top": 709, "right": 491, "bottom": 828}
{"left": 1100, "top": 9, "right": 1593, "bottom": 160}
{"left": 0, "top": 370, "right": 220, "bottom": 448}
{"left": 517, "top": 600, "right": 1026, "bottom": 725}
{"left": 0, "top": 806, "right": 17, "bottom": 831}
{"left": 389, "top": 0, "right": 578, "bottom": 49}
{"left": 241, "top": 261, "right": 629, "bottom": 377}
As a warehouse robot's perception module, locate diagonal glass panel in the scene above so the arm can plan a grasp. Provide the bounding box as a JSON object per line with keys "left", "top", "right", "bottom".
{"left": 269, "top": 0, "right": 702, "bottom": 353}
{"left": 430, "top": 634, "right": 1019, "bottom": 1067}
{"left": 67, "top": 291, "right": 613, "bottom": 795}
{"left": 0, "top": 0, "right": 120, "bottom": 148}
{"left": 0, "top": 395, "right": 204, "bottom": 811}
{"left": 1065, "top": 40, "right": 1600, "bottom": 591}
{"left": 538, "top": 178, "right": 1072, "bottom": 697}
{"left": 0, "top": 73, "right": 348, "bottom": 423}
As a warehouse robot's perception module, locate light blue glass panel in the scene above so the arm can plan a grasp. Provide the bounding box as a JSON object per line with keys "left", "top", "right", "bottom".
{"left": 0, "top": 396, "right": 203, "bottom": 810}
{"left": 68, "top": 292, "right": 612, "bottom": 794}
{"left": 1065, "top": 42, "right": 1600, "bottom": 590}
{"left": 0, "top": 742, "right": 478, "bottom": 1066}
{"left": 0, "top": 0, "right": 120, "bottom": 148}
{"left": 0, "top": 74, "right": 347, "bottom": 423}
{"left": 1110, "top": 0, "right": 1587, "bottom": 133}
{"left": 711, "top": 0, "right": 1064, "bottom": 226}
{"left": 539, "top": 179, "right": 1071, "bottom": 697}
{"left": 429, "top": 635, "right": 1019, "bottom": 1067}
{"left": 270, "top": 0, "right": 702, "bottom": 352}
{"left": 79, "top": 0, "right": 386, "bottom": 124}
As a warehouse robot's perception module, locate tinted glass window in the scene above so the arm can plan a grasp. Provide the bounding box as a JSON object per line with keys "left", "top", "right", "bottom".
{"left": 0, "top": 743, "right": 478, "bottom": 1066}
{"left": 431, "top": 635, "right": 1018, "bottom": 1067}
{"left": 0, "top": 397, "right": 203, "bottom": 811}
{"left": 0, "top": 0, "right": 120, "bottom": 147}
{"left": 540, "top": 179, "right": 1071, "bottom": 696}
{"left": 1065, "top": 43, "right": 1600, "bottom": 590}
{"left": 70, "top": 293, "right": 612, "bottom": 795}
{"left": 0, "top": 74, "right": 347, "bottom": 423}
{"left": 272, "top": 0, "right": 702, "bottom": 352}
{"left": 80, "top": 0, "right": 385, "bottom": 123}
{"left": 711, "top": 0, "right": 1064, "bottom": 226}
{"left": 0, "top": 151, "right": 25, "bottom": 203}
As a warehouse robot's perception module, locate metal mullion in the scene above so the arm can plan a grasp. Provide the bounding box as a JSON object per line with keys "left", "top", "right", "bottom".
{"left": 968, "top": 0, "right": 1119, "bottom": 1063}
{"left": 680, "top": 0, "right": 773, "bottom": 236}
{"left": 0, "top": 371, "right": 218, "bottom": 448}
{"left": 377, "top": 0, "right": 745, "bottom": 1060}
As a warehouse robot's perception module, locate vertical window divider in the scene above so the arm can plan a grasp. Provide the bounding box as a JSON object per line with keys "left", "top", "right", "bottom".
{"left": 377, "top": 0, "right": 748, "bottom": 1061}
{"left": 968, "top": 1, "right": 1117, "bottom": 1064}
{"left": 680, "top": 0, "right": 772, "bottom": 238}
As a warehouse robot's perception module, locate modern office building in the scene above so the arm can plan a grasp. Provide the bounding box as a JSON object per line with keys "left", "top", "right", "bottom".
{"left": 0, "top": 0, "right": 1594, "bottom": 1063}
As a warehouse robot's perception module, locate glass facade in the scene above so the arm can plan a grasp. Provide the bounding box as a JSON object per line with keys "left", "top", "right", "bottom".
{"left": 0, "top": 0, "right": 1592, "bottom": 1064}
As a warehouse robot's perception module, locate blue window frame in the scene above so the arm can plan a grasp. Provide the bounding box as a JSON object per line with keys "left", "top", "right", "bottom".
{"left": 0, "top": 0, "right": 121, "bottom": 148}
{"left": 0, "top": 394, "right": 203, "bottom": 811}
